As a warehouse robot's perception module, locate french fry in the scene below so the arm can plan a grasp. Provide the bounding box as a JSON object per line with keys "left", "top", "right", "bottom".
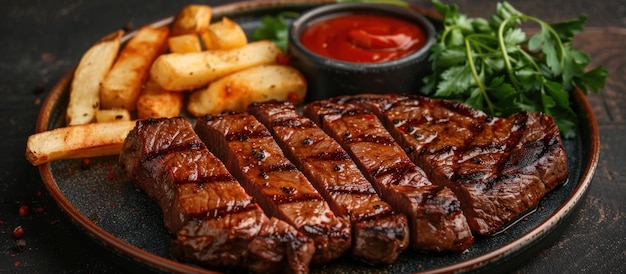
{"left": 27, "top": 5, "right": 315, "bottom": 167}
{"left": 136, "top": 78, "right": 184, "bottom": 119}
{"left": 170, "top": 4, "right": 212, "bottom": 36}
{"left": 168, "top": 34, "right": 202, "bottom": 53}
{"left": 201, "top": 17, "right": 247, "bottom": 50}
{"left": 66, "top": 30, "right": 123, "bottom": 126}
{"left": 187, "top": 64, "right": 306, "bottom": 117}
{"left": 95, "top": 108, "right": 131, "bottom": 122}
{"left": 100, "top": 26, "right": 170, "bottom": 111}
{"left": 150, "top": 40, "right": 282, "bottom": 91}
{"left": 25, "top": 120, "right": 137, "bottom": 166}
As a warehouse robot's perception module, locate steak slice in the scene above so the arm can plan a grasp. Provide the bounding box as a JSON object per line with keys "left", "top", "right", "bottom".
{"left": 119, "top": 117, "right": 314, "bottom": 273}
{"left": 249, "top": 101, "right": 409, "bottom": 265}
{"left": 304, "top": 101, "right": 474, "bottom": 252}
{"left": 341, "top": 94, "right": 569, "bottom": 235}
{"left": 195, "top": 113, "right": 352, "bottom": 265}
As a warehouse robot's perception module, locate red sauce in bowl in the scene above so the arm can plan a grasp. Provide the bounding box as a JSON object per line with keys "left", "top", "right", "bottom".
{"left": 300, "top": 13, "right": 426, "bottom": 63}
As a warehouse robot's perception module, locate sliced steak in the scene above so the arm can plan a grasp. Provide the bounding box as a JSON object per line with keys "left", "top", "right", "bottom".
{"left": 304, "top": 102, "right": 474, "bottom": 252}
{"left": 249, "top": 101, "right": 410, "bottom": 265}
{"left": 195, "top": 113, "right": 352, "bottom": 265}
{"left": 119, "top": 117, "right": 314, "bottom": 273}
{"left": 340, "top": 94, "right": 569, "bottom": 235}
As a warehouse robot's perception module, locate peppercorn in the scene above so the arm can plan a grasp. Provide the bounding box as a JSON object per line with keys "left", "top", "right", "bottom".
{"left": 257, "top": 149, "right": 266, "bottom": 160}
{"left": 18, "top": 205, "right": 29, "bottom": 217}
{"left": 13, "top": 226, "right": 24, "bottom": 239}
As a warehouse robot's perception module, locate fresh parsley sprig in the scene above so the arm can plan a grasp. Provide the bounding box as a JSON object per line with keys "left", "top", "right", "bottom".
{"left": 422, "top": 1, "right": 608, "bottom": 138}
{"left": 251, "top": 11, "right": 299, "bottom": 52}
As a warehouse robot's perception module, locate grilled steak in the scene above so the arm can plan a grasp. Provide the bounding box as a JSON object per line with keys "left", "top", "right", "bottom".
{"left": 249, "top": 101, "right": 410, "bottom": 265}
{"left": 195, "top": 113, "right": 352, "bottom": 265}
{"left": 119, "top": 117, "right": 314, "bottom": 273}
{"left": 338, "top": 94, "right": 569, "bottom": 235}
{"left": 304, "top": 101, "right": 474, "bottom": 252}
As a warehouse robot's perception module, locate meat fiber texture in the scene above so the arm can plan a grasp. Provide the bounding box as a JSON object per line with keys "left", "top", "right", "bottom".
{"left": 303, "top": 101, "right": 474, "bottom": 252}
{"left": 248, "top": 101, "right": 410, "bottom": 264}
{"left": 195, "top": 113, "right": 352, "bottom": 265}
{"left": 117, "top": 92, "right": 569, "bottom": 271}
{"left": 119, "top": 117, "right": 314, "bottom": 273}
{"left": 330, "top": 94, "right": 569, "bottom": 236}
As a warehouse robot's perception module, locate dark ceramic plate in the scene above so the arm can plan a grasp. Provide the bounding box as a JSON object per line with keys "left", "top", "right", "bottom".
{"left": 35, "top": 1, "right": 599, "bottom": 273}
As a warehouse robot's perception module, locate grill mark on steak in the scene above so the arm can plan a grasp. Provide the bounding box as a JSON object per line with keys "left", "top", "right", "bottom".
{"left": 266, "top": 162, "right": 298, "bottom": 172}
{"left": 225, "top": 127, "right": 273, "bottom": 141}
{"left": 119, "top": 117, "right": 315, "bottom": 273}
{"left": 344, "top": 94, "right": 568, "bottom": 235}
{"left": 187, "top": 201, "right": 260, "bottom": 220}
{"left": 371, "top": 158, "right": 420, "bottom": 187}
{"left": 172, "top": 173, "right": 236, "bottom": 186}
{"left": 304, "top": 101, "right": 474, "bottom": 252}
{"left": 309, "top": 150, "right": 352, "bottom": 161}
{"left": 249, "top": 101, "right": 410, "bottom": 265}
{"left": 141, "top": 140, "right": 205, "bottom": 162}
{"left": 270, "top": 117, "right": 317, "bottom": 129}
{"left": 196, "top": 113, "right": 352, "bottom": 265}
{"left": 448, "top": 112, "right": 528, "bottom": 185}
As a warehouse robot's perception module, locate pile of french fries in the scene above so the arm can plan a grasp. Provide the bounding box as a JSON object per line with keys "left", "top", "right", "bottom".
{"left": 26, "top": 4, "right": 307, "bottom": 166}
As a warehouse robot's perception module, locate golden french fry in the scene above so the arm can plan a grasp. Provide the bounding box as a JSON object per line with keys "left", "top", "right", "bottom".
{"left": 168, "top": 34, "right": 202, "bottom": 53}
{"left": 136, "top": 78, "right": 184, "bottom": 119}
{"left": 201, "top": 17, "right": 247, "bottom": 50}
{"left": 95, "top": 108, "right": 131, "bottom": 122}
{"left": 150, "top": 40, "right": 281, "bottom": 91}
{"left": 170, "top": 4, "right": 212, "bottom": 36}
{"left": 66, "top": 30, "right": 123, "bottom": 126}
{"left": 100, "top": 26, "right": 170, "bottom": 111}
{"left": 187, "top": 64, "right": 307, "bottom": 117}
{"left": 25, "top": 120, "right": 137, "bottom": 166}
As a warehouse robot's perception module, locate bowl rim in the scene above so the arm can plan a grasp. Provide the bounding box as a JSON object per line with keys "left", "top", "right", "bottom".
{"left": 288, "top": 2, "right": 437, "bottom": 70}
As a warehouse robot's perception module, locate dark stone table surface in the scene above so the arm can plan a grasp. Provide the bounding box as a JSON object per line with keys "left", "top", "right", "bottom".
{"left": 1, "top": 0, "right": 624, "bottom": 273}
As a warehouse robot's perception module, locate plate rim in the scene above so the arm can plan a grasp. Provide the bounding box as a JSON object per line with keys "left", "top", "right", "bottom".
{"left": 34, "top": 0, "right": 600, "bottom": 273}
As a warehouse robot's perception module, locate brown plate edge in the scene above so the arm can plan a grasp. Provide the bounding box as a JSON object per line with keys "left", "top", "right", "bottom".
{"left": 33, "top": 1, "right": 600, "bottom": 273}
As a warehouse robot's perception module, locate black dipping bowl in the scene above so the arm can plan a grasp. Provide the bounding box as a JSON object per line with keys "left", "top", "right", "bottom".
{"left": 288, "top": 3, "right": 436, "bottom": 101}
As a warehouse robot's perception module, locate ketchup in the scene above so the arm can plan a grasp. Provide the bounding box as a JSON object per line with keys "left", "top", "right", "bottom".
{"left": 300, "top": 13, "right": 426, "bottom": 63}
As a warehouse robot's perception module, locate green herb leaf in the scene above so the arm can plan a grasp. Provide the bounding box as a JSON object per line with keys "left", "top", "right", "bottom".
{"left": 529, "top": 27, "right": 562, "bottom": 77}
{"left": 465, "top": 87, "right": 485, "bottom": 109}
{"left": 434, "top": 65, "right": 474, "bottom": 98}
{"left": 550, "top": 15, "right": 586, "bottom": 42}
{"left": 250, "top": 11, "right": 299, "bottom": 52}
{"left": 424, "top": 0, "right": 609, "bottom": 138}
{"left": 488, "top": 76, "right": 516, "bottom": 101}
{"left": 503, "top": 28, "right": 526, "bottom": 46}
{"left": 435, "top": 47, "right": 466, "bottom": 67}
{"left": 577, "top": 66, "right": 609, "bottom": 94}
{"left": 544, "top": 80, "right": 571, "bottom": 110}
